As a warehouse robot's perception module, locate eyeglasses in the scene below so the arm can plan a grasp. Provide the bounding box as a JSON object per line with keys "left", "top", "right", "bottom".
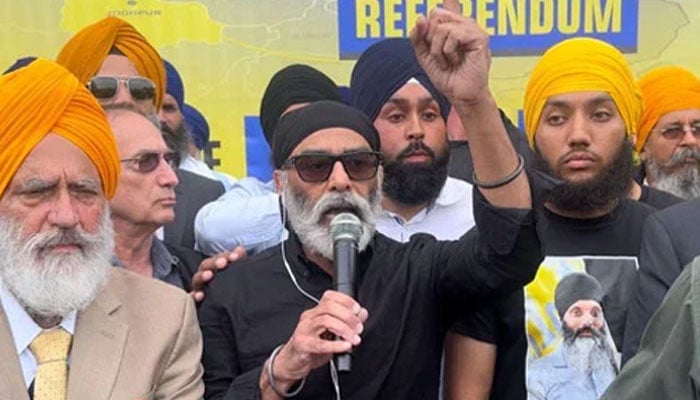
{"left": 87, "top": 76, "right": 156, "bottom": 101}
{"left": 120, "top": 151, "right": 178, "bottom": 173}
{"left": 657, "top": 122, "right": 700, "bottom": 141}
{"left": 283, "top": 151, "right": 382, "bottom": 183}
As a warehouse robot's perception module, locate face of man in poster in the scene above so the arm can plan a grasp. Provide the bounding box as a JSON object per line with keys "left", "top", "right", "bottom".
{"left": 560, "top": 299, "right": 617, "bottom": 374}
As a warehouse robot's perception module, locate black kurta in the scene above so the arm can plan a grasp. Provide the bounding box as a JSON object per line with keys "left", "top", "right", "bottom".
{"left": 198, "top": 191, "right": 542, "bottom": 399}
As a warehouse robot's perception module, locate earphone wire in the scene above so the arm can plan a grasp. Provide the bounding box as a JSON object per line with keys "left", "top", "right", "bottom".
{"left": 279, "top": 191, "right": 342, "bottom": 400}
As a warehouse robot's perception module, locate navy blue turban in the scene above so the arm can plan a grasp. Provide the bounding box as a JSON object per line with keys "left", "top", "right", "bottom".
{"left": 260, "top": 64, "right": 344, "bottom": 147}
{"left": 272, "top": 100, "right": 380, "bottom": 169}
{"left": 163, "top": 59, "right": 185, "bottom": 111}
{"left": 3, "top": 57, "right": 37, "bottom": 75}
{"left": 350, "top": 38, "right": 450, "bottom": 122}
{"left": 183, "top": 104, "right": 209, "bottom": 150}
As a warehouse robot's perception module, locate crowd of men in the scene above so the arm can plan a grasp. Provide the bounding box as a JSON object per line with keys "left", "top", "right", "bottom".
{"left": 2, "top": 0, "right": 700, "bottom": 399}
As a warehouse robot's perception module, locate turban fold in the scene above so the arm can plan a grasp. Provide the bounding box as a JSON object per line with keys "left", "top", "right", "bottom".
{"left": 56, "top": 17, "right": 165, "bottom": 109}
{"left": 164, "top": 59, "right": 185, "bottom": 111}
{"left": 183, "top": 104, "right": 209, "bottom": 150}
{"left": 272, "top": 101, "right": 380, "bottom": 169}
{"left": 350, "top": 38, "right": 450, "bottom": 122}
{"left": 524, "top": 37, "right": 641, "bottom": 146}
{"left": 636, "top": 66, "right": 700, "bottom": 152}
{"left": 554, "top": 273, "right": 604, "bottom": 319}
{"left": 0, "top": 59, "right": 120, "bottom": 199}
{"left": 260, "top": 64, "right": 344, "bottom": 146}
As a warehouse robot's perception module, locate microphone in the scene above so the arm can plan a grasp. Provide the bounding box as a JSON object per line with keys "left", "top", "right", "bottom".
{"left": 329, "top": 212, "right": 363, "bottom": 373}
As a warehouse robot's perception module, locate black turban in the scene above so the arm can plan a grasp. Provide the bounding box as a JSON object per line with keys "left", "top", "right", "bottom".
{"left": 350, "top": 38, "right": 450, "bottom": 122}
{"left": 260, "top": 64, "right": 344, "bottom": 146}
{"left": 554, "top": 273, "right": 604, "bottom": 319}
{"left": 272, "top": 100, "right": 380, "bottom": 169}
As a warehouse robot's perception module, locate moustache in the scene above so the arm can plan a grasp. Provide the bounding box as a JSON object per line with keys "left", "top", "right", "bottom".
{"left": 314, "top": 192, "right": 366, "bottom": 223}
{"left": 30, "top": 228, "right": 92, "bottom": 258}
{"left": 397, "top": 140, "right": 435, "bottom": 161}
{"left": 575, "top": 326, "right": 604, "bottom": 339}
{"left": 667, "top": 147, "right": 700, "bottom": 167}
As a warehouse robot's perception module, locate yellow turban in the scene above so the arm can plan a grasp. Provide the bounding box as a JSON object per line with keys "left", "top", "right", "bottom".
{"left": 523, "top": 37, "right": 642, "bottom": 147}
{"left": 56, "top": 16, "right": 165, "bottom": 109}
{"left": 0, "top": 59, "right": 120, "bottom": 199}
{"left": 636, "top": 66, "right": 700, "bottom": 152}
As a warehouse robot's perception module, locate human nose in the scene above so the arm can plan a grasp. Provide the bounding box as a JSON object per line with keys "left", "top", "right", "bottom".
{"left": 47, "top": 189, "right": 79, "bottom": 229}
{"left": 327, "top": 160, "right": 351, "bottom": 192}
{"left": 566, "top": 113, "right": 592, "bottom": 148}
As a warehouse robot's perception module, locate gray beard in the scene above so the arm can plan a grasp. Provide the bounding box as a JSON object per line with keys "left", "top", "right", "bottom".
{"left": 281, "top": 174, "right": 382, "bottom": 260}
{"left": 646, "top": 147, "right": 700, "bottom": 199}
{"left": 0, "top": 208, "right": 114, "bottom": 319}
{"left": 562, "top": 325, "right": 618, "bottom": 376}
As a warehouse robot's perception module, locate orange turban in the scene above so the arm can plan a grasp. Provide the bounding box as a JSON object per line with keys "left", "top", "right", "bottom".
{"left": 0, "top": 59, "right": 120, "bottom": 199}
{"left": 524, "top": 37, "right": 642, "bottom": 147}
{"left": 636, "top": 66, "right": 700, "bottom": 152}
{"left": 56, "top": 17, "right": 165, "bottom": 109}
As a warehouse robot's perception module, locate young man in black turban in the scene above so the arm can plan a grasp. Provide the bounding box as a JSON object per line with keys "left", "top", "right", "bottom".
{"left": 197, "top": 2, "right": 541, "bottom": 397}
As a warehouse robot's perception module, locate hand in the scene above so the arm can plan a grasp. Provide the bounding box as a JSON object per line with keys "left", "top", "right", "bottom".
{"left": 189, "top": 246, "right": 247, "bottom": 302}
{"left": 272, "top": 291, "right": 369, "bottom": 383}
{"left": 409, "top": 0, "right": 492, "bottom": 106}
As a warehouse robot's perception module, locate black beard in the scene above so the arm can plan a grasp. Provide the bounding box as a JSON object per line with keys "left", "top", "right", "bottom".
{"left": 382, "top": 140, "right": 449, "bottom": 206}
{"left": 534, "top": 139, "right": 633, "bottom": 213}
{"left": 562, "top": 321, "right": 606, "bottom": 344}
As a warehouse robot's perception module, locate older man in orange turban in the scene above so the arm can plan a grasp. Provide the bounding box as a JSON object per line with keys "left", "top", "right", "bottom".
{"left": 56, "top": 16, "right": 165, "bottom": 112}
{"left": 0, "top": 59, "right": 203, "bottom": 399}
{"left": 635, "top": 66, "right": 700, "bottom": 199}
{"left": 56, "top": 15, "right": 226, "bottom": 258}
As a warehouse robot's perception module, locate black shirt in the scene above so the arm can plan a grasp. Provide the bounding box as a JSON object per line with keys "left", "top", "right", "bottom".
{"left": 198, "top": 191, "right": 542, "bottom": 400}
{"left": 638, "top": 184, "right": 683, "bottom": 210}
{"left": 460, "top": 199, "right": 655, "bottom": 398}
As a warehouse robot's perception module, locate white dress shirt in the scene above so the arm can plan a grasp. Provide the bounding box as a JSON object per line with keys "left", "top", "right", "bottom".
{"left": 0, "top": 281, "right": 76, "bottom": 387}
{"left": 377, "top": 177, "right": 475, "bottom": 242}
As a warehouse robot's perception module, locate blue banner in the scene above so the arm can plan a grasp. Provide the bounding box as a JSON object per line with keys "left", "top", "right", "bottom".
{"left": 338, "top": 0, "right": 639, "bottom": 59}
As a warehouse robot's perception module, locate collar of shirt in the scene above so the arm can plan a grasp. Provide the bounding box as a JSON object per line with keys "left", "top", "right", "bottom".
{"left": 111, "top": 237, "right": 180, "bottom": 284}
{"left": 0, "top": 279, "right": 76, "bottom": 359}
{"left": 382, "top": 177, "right": 471, "bottom": 225}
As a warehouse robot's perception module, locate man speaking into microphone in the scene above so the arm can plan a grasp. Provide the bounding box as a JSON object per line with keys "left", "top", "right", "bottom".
{"left": 198, "top": 5, "right": 541, "bottom": 399}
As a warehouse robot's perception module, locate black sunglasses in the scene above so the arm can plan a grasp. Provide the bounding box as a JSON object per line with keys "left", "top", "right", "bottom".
{"left": 120, "top": 151, "right": 178, "bottom": 173}
{"left": 283, "top": 151, "right": 382, "bottom": 183}
{"left": 87, "top": 76, "right": 156, "bottom": 101}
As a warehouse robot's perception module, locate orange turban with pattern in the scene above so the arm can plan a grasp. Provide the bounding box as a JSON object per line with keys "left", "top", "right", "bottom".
{"left": 636, "top": 66, "right": 700, "bottom": 152}
{"left": 524, "top": 37, "right": 642, "bottom": 147}
{"left": 56, "top": 16, "right": 165, "bottom": 109}
{"left": 0, "top": 59, "right": 120, "bottom": 199}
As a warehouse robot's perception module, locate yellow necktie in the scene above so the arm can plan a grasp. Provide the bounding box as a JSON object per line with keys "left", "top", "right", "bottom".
{"left": 29, "top": 328, "right": 72, "bottom": 400}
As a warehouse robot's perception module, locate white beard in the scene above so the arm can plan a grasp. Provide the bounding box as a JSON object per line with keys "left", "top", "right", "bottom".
{"left": 0, "top": 207, "right": 114, "bottom": 319}
{"left": 563, "top": 336, "right": 617, "bottom": 376}
{"left": 646, "top": 147, "right": 700, "bottom": 200}
{"left": 281, "top": 173, "right": 382, "bottom": 260}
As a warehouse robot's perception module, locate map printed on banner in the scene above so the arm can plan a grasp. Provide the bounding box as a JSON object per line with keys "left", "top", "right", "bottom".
{"left": 0, "top": 0, "right": 697, "bottom": 180}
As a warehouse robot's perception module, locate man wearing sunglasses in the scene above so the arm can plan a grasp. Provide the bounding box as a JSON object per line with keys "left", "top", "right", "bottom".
{"left": 104, "top": 104, "right": 208, "bottom": 292}
{"left": 199, "top": 3, "right": 540, "bottom": 398}
{"left": 56, "top": 16, "right": 225, "bottom": 252}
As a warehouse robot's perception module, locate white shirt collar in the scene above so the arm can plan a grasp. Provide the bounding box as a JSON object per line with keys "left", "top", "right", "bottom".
{"left": 0, "top": 280, "right": 76, "bottom": 357}
{"left": 382, "top": 177, "right": 473, "bottom": 223}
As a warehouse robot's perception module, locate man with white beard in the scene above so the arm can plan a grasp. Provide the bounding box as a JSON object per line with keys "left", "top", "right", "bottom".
{"left": 198, "top": 96, "right": 541, "bottom": 397}
{"left": 528, "top": 273, "right": 618, "bottom": 400}
{"left": 0, "top": 59, "right": 203, "bottom": 399}
{"left": 635, "top": 66, "right": 700, "bottom": 200}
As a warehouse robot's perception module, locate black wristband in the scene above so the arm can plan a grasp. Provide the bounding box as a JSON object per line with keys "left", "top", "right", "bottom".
{"left": 472, "top": 154, "right": 525, "bottom": 189}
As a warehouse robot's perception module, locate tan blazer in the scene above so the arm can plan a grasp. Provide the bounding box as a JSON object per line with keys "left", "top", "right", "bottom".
{"left": 0, "top": 268, "right": 204, "bottom": 400}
